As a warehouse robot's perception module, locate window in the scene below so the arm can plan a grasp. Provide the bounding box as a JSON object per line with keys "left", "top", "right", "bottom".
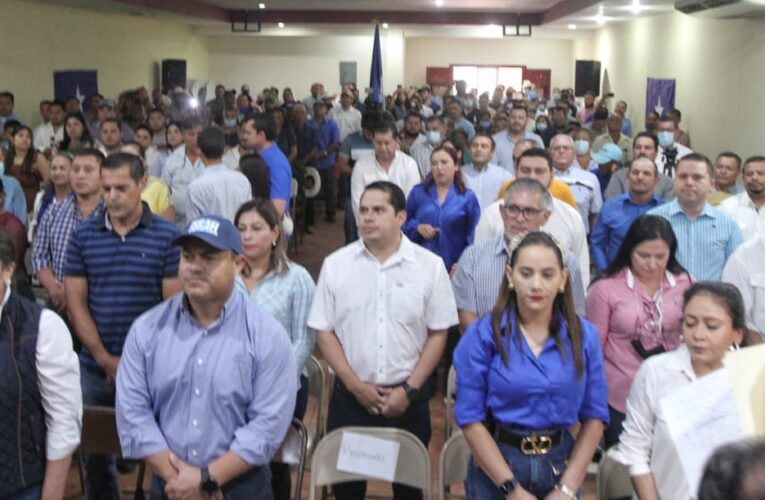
{"left": 451, "top": 65, "right": 524, "bottom": 96}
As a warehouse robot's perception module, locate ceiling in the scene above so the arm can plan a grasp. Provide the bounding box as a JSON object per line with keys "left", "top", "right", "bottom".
{"left": 195, "top": 0, "right": 563, "bottom": 11}
{"left": 30, "top": 0, "right": 677, "bottom": 35}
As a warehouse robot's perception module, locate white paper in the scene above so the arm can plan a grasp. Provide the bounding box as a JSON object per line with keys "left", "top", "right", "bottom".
{"left": 659, "top": 369, "right": 744, "bottom": 493}
{"left": 336, "top": 431, "right": 401, "bottom": 482}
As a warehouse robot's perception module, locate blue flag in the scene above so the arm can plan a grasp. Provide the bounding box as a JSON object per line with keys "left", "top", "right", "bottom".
{"left": 54, "top": 70, "right": 98, "bottom": 112}
{"left": 370, "top": 25, "right": 383, "bottom": 105}
{"left": 646, "top": 78, "right": 675, "bottom": 119}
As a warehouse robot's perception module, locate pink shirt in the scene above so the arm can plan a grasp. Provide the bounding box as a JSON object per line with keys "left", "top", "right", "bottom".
{"left": 586, "top": 268, "right": 692, "bottom": 413}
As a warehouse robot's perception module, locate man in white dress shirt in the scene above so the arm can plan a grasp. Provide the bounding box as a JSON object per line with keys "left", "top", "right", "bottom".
{"left": 723, "top": 233, "right": 765, "bottom": 343}
{"left": 719, "top": 156, "right": 765, "bottom": 241}
{"left": 474, "top": 148, "right": 591, "bottom": 287}
{"left": 330, "top": 89, "right": 362, "bottom": 142}
{"left": 550, "top": 134, "right": 602, "bottom": 233}
{"left": 461, "top": 133, "right": 512, "bottom": 211}
{"left": 350, "top": 122, "right": 420, "bottom": 219}
{"left": 309, "top": 180, "right": 457, "bottom": 499}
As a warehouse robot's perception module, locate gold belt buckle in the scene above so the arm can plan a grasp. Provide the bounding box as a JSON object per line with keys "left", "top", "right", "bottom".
{"left": 520, "top": 435, "right": 552, "bottom": 455}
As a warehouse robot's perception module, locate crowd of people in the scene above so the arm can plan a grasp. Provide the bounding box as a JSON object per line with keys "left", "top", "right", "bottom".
{"left": 0, "top": 78, "right": 763, "bottom": 500}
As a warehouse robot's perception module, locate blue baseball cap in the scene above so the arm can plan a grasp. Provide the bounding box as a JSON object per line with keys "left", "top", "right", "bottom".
{"left": 591, "top": 143, "right": 623, "bottom": 165}
{"left": 173, "top": 215, "right": 243, "bottom": 254}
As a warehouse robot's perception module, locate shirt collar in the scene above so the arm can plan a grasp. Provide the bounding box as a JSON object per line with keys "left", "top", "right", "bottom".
{"left": 98, "top": 201, "right": 153, "bottom": 231}
{"left": 180, "top": 286, "right": 242, "bottom": 332}
{"left": 666, "top": 199, "right": 716, "bottom": 218}
{"left": 354, "top": 232, "right": 416, "bottom": 265}
{"left": 0, "top": 282, "right": 10, "bottom": 316}
{"left": 626, "top": 192, "right": 661, "bottom": 206}
{"left": 625, "top": 267, "right": 677, "bottom": 291}
{"left": 665, "top": 344, "right": 697, "bottom": 381}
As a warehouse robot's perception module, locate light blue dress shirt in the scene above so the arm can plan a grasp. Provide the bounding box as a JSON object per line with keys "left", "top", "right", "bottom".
{"left": 2, "top": 175, "right": 27, "bottom": 227}
{"left": 453, "top": 311, "right": 609, "bottom": 429}
{"left": 461, "top": 163, "right": 513, "bottom": 211}
{"left": 649, "top": 200, "right": 743, "bottom": 281}
{"left": 553, "top": 165, "right": 603, "bottom": 234}
{"left": 235, "top": 262, "right": 316, "bottom": 378}
{"left": 491, "top": 130, "right": 544, "bottom": 175}
{"left": 116, "top": 289, "right": 297, "bottom": 467}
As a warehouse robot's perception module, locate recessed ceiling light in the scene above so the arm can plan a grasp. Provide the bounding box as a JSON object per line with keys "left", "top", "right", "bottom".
{"left": 630, "top": 0, "right": 643, "bottom": 14}
{"left": 277, "top": 22, "right": 284, "bottom": 28}
{"left": 258, "top": 3, "right": 265, "bottom": 8}
{"left": 382, "top": 22, "right": 389, "bottom": 29}
{"left": 435, "top": 0, "right": 443, "bottom": 6}
{"left": 567, "top": 23, "right": 577, "bottom": 29}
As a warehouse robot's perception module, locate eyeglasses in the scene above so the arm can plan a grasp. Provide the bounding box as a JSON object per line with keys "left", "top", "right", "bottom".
{"left": 550, "top": 145, "right": 572, "bottom": 152}
{"left": 502, "top": 204, "right": 544, "bottom": 219}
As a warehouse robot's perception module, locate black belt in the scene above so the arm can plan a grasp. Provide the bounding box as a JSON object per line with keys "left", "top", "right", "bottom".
{"left": 492, "top": 425, "right": 567, "bottom": 455}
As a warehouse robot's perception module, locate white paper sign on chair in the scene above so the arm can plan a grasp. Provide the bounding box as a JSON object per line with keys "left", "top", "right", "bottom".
{"left": 336, "top": 431, "right": 401, "bottom": 482}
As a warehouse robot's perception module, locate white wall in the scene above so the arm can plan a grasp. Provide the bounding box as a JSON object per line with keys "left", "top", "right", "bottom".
{"left": 577, "top": 11, "right": 765, "bottom": 159}
{"left": 208, "top": 29, "right": 406, "bottom": 97}
{"left": 0, "top": 0, "right": 210, "bottom": 125}
{"left": 404, "top": 37, "right": 576, "bottom": 91}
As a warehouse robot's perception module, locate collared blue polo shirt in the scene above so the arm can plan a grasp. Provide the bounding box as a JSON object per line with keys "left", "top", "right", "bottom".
{"left": 65, "top": 202, "right": 180, "bottom": 373}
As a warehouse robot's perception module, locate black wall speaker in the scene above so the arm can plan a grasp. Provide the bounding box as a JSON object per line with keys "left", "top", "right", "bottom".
{"left": 574, "top": 60, "right": 601, "bottom": 97}
{"left": 161, "top": 59, "right": 187, "bottom": 94}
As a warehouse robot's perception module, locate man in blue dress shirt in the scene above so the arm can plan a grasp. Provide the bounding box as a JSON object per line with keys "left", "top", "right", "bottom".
{"left": 590, "top": 156, "right": 666, "bottom": 273}
{"left": 116, "top": 215, "right": 296, "bottom": 500}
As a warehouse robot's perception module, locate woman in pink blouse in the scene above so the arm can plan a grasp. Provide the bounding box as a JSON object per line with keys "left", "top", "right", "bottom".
{"left": 586, "top": 215, "right": 693, "bottom": 447}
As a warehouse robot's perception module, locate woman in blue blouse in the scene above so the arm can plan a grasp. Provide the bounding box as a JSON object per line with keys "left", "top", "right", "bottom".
{"left": 234, "top": 199, "right": 316, "bottom": 500}
{"left": 403, "top": 146, "right": 480, "bottom": 270}
{"left": 453, "top": 231, "right": 609, "bottom": 500}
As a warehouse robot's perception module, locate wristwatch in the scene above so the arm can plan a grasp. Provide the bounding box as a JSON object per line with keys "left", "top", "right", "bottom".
{"left": 499, "top": 477, "right": 520, "bottom": 495}
{"left": 200, "top": 466, "right": 220, "bottom": 494}
{"left": 401, "top": 382, "right": 421, "bottom": 401}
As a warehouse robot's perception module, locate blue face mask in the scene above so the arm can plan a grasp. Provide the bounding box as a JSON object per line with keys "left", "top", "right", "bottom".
{"left": 574, "top": 139, "right": 590, "bottom": 155}
{"left": 224, "top": 118, "right": 237, "bottom": 128}
{"left": 0, "top": 161, "right": 4, "bottom": 177}
{"left": 479, "top": 120, "right": 492, "bottom": 129}
{"left": 426, "top": 130, "right": 442, "bottom": 145}
{"left": 536, "top": 123, "right": 548, "bottom": 132}
{"left": 657, "top": 131, "right": 675, "bottom": 148}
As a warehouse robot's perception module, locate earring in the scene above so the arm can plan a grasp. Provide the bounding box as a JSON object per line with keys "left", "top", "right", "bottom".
{"left": 508, "top": 281, "right": 514, "bottom": 291}
{"left": 272, "top": 240, "right": 277, "bottom": 248}
{"left": 729, "top": 343, "right": 740, "bottom": 352}
{"left": 558, "top": 284, "right": 565, "bottom": 294}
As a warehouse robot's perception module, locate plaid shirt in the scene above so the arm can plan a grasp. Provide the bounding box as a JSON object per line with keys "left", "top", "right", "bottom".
{"left": 32, "top": 194, "right": 104, "bottom": 281}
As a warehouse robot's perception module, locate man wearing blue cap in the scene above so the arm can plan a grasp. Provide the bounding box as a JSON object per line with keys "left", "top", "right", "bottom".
{"left": 591, "top": 156, "right": 665, "bottom": 272}
{"left": 117, "top": 214, "right": 296, "bottom": 500}
{"left": 590, "top": 143, "right": 624, "bottom": 199}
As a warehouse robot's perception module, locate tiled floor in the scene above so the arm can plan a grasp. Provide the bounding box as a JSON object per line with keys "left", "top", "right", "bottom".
{"left": 63, "top": 203, "right": 597, "bottom": 499}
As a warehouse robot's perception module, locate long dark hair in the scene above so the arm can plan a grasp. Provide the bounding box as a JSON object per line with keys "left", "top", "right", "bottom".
{"left": 234, "top": 199, "right": 289, "bottom": 276}
{"left": 60, "top": 112, "right": 94, "bottom": 151}
{"left": 601, "top": 215, "right": 688, "bottom": 279}
{"left": 683, "top": 282, "right": 746, "bottom": 333}
{"left": 491, "top": 231, "right": 584, "bottom": 376}
{"left": 5, "top": 125, "right": 37, "bottom": 178}
{"left": 423, "top": 145, "right": 467, "bottom": 193}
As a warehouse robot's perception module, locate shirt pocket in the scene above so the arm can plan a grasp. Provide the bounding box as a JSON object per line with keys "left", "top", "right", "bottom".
{"left": 213, "top": 350, "right": 253, "bottom": 407}
{"left": 390, "top": 281, "right": 425, "bottom": 327}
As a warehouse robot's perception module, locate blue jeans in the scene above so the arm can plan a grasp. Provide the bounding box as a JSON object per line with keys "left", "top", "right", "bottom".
{"left": 6, "top": 485, "right": 42, "bottom": 500}
{"left": 150, "top": 466, "right": 273, "bottom": 500}
{"left": 465, "top": 430, "right": 576, "bottom": 499}
{"left": 80, "top": 366, "right": 120, "bottom": 500}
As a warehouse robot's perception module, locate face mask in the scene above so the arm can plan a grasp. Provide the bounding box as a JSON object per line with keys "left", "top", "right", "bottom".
{"left": 657, "top": 131, "right": 675, "bottom": 148}
{"left": 536, "top": 123, "right": 548, "bottom": 132}
{"left": 224, "top": 118, "right": 237, "bottom": 128}
{"left": 574, "top": 139, "right": 590, "bottom": 155}
{"left": 479, "top": 120, "right": 492, "bottom": 129}
{"left": 552, "top": 93, "right": 561, "bottom": 101}
{"left": 426, "top": 131, "right": 442, "bottom": 145}
{"left": 0, "top": 161, "right": 4, "bottom": 176}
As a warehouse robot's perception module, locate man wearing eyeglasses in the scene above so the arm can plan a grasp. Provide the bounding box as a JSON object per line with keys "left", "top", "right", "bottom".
{"left": 452, "top": 177, "right": 586, "bottom": 332}
{"left": 550, "top": 134, "right": 603, "bottom": 233}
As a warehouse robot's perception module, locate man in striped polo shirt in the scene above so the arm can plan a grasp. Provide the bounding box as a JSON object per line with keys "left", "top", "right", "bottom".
{"left": 65, "top": 152, "right": 181, "bottom": 500}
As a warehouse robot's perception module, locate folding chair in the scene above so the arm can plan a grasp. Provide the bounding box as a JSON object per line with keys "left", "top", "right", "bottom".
{"left": 438, "top": 430, "right": 471, "bottom": 500}
{"left": 78, "top": 405, "right": 146, "bottom": 500}
{"left": 271, "top": 418, "right": 309, "bottom": 500}
{"left": 305, "top": 354, "right": 327, "bottom": 458}
{"left": 444, "top": 365, "right": 458, "bottom": 440}
{"left": 596, "top": 449, "right": 635, "bottom": 500}
{"left": 308, "top": 427, "right": 431, "bottom": 500}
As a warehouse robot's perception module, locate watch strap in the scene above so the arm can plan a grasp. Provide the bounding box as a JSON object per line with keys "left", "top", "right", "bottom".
{"left": 200, "top": 466, "right": 220, "bottom": 493}
{"left": 401, "top": 382, "right": 420, "bottom": 400}
{"left": 499, "top": 477, "right": 520, "bottom": 494}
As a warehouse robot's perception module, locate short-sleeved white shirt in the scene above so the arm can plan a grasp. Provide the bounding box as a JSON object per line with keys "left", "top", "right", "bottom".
{"left": 308, "top": 235, "right": 458, "bottom": 385}
{"left": 350, "top": 151, "right": 421, "bottom": 218}
{"left": 723, "top": 234, "right": 765, "bottom": 337}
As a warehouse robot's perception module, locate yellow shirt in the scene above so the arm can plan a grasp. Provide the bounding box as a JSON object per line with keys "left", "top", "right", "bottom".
{"left": 496, "top": 178, "right": 578, "bottom": 209}
{"left": 141, "top": 177, "right": 171, "bottom": 215}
